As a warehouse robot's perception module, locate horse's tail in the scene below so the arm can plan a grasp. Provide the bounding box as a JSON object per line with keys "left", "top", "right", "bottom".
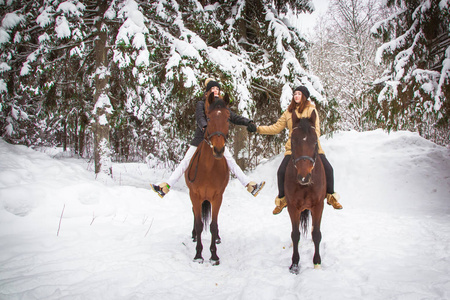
{"left": 300, "top": 209, "right": 310, "bottom": 236}
{"left": 202, "top": 200, "right": 211, "bottom": 232}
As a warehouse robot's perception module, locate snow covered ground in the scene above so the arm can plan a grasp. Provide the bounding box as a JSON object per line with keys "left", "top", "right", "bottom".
{"left": 0, "top": 129, "right": 449, "bottom": 300}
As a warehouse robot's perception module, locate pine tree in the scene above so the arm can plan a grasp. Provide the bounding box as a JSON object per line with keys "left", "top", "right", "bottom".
{"left": 0, "top": 0, "right": 152, "bottom": 175}
{"left": 1, "top": 0, "right": 327, "bottom": 171}
{"left": 149, "top": 0, "right": 326, "bottom": 168}
{"left": 0, "top": 1, "right": 43, "bottom": 145}
{"left": 371, "top": 0, "right": 450, "bottom": 145}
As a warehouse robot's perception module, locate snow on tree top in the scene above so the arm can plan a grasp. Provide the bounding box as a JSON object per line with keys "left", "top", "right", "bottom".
{"left": 2, "top": 12, "right": 25, "bottom": 29}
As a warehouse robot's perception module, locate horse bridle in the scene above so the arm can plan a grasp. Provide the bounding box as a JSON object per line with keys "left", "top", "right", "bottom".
{"left": 293, "top": 142, "right": 318, "bottom": 168}
{"left": 204, "top": 130, "right": 228, "bottom": 147}
{"left": 292, "top": 126, "right": 318, "bottom": 169}
{"left": 204, "top": 116, "right": 229, "bottom": 148}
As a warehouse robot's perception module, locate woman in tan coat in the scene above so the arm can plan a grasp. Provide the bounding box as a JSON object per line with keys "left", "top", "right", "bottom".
{"left": 254, "top": 86, "right": 342, "bottom": 214}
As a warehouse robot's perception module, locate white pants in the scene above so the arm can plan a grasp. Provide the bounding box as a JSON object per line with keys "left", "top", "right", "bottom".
{"left": 167, "top": 145, "right": 250, "bottom": 188}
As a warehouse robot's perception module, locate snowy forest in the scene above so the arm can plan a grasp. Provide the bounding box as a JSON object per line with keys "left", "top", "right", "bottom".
{"left": 1, "top": 0, "right": 449, "bottom": 177}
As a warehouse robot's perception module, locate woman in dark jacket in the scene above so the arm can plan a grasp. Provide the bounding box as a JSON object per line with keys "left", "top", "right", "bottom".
{"left": 152, "top": 79, "right": 265, "bottom": 198}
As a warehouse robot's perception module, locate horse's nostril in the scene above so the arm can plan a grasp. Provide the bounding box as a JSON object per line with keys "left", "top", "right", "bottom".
{"left": 213, "top": 147, "right": 224, "bottom": 157}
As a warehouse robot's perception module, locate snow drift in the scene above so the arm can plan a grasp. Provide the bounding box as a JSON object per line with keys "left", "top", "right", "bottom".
{"left": 0, "top": 129, "right": 449, "bottom": 299}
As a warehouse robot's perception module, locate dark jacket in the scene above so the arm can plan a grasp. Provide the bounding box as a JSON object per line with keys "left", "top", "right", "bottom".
{"left": 190, "top": 98, "right": 251, "bottom": 146}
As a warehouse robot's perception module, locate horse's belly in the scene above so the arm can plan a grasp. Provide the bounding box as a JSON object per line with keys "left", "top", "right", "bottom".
{"left": 198, "top": 176, "right": 229, "bottom": 198}
{"left": 187, "top": 163, "right": 229, "bottom": 200}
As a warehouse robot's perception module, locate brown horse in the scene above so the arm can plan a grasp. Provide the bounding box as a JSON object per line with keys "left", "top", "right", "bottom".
{"left": 285, "top": 110, "right": 326, "bottom": 274}
{"left": 185, "top": 92, "right": 230, "bottom": 265}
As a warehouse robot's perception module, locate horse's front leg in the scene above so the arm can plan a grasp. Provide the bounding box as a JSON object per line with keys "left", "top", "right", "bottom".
{"left": 192, "top": 200, "right": 204, "bottom": 263}
{"left": 311, "top": 204, "right": 324, "bottom": 268}
{"left": 288, "top": 206, "right": 301, "bottom": 274}
{"left": 209, "top": 197, "right": 222, "bottom": 265}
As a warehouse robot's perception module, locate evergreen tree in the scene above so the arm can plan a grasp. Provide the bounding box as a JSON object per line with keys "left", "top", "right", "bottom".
{"left": 1, "top": 0, "right": 327, "bottom": 172}
{"left": 0, "top": 1, "right": 44, "bottom": 146}
{"left": 148, "top": 0, "right": 327, "bottom": 168}
{"left": 371, "top": 0, "right": 450, "bottom": 145}
{"left": 0, "top": 0, "right": 150, "bottom": 176}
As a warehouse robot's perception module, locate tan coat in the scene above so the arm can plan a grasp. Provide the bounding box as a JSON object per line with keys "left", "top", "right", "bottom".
{"left": 257, "top": 103, "right": 324, "bottom": 155}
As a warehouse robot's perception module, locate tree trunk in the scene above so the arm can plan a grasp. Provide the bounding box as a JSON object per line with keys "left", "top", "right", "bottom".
{"left": 79, "top": 114, "right": 87, "bottom": 157}
{"left": 62, "top": 121, "right": 67, "bottom": 152}
{"left": 233, "top": 126, "right": 247, "bottom": 171}
{"left": 92, "top": 1, "right": 112, "bottom": 177}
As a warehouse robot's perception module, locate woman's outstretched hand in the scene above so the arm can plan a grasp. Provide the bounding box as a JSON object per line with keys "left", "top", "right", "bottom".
{"left": 247, "top": 122, "right": 257, "bottom": 133}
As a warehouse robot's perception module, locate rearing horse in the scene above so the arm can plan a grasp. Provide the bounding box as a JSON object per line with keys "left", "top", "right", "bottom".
{"left": 285, "top": 110, "right": 326, "bottom": 274}
{"left": 185, "top": 92, "right": 230, "bottom": 265}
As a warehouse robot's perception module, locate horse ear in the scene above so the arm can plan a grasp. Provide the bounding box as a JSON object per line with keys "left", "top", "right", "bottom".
{"left": 310, "top": 110, "right": 317, "bottom": 126}
{"left": 207, "top": 92, "right": 215, "bottom": 106}
{"left": 223, "top": 93, "right": 230, "bottom": 106}
{"left": 292, "top": 108, "right": 300, "bottom": 126}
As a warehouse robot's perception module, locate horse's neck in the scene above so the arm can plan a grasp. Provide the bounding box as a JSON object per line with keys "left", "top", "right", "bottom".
{"left": 312, "top": 155, "right": 325, "bottom": 179}
{"left": 199, "top": 142, "right": 219, "bottom": 171}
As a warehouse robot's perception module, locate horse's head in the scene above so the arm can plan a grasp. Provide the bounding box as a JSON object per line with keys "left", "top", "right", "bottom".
{"left": 205, "top": 92, "right": 230, "bottom": 159}
{"left": 291, "top": 110, "right": 319, "bottom": 186}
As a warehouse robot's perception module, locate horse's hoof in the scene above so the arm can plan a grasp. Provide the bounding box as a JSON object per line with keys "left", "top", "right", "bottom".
{"left": 215, "top": 237, "right": 221, "bottom": 244}
{"left": 210, "top": 259, "right": 220, "bottom": 266}
{"left": 193, "top": 257, "right": 204, "bottom": 264}
{"left": 289, "top": 264, "right": 300, "bottom": 275}
{"left": 314, "top": 264, "right": 321, "bottom": 269}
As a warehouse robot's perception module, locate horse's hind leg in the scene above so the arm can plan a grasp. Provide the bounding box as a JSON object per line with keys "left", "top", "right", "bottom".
{"left": 191, "top": 208, "right": 197, "bottom": 242}
{"left": 209, "top": 199, "right": 222, "bottom": 265}
{"left": 311, "top": 205, "right": 324, "bottom": 268}
{"left": 216, "top": 227, "right": 221, "bottom": 244}
{"left": 288, "top": 207, "right": 301, "bottom": 274}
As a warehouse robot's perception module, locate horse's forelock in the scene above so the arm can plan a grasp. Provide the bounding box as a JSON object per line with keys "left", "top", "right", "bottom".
{"left": 297, "top": 118, "right": 313, "bottom": 134}
{"left": 208, "top": 97, "right": 228, "bottom": 112}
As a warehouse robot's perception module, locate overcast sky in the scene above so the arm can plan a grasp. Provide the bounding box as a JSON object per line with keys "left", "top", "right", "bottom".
{"left": 296, "top": 0, "right": 330, "bottom": 35}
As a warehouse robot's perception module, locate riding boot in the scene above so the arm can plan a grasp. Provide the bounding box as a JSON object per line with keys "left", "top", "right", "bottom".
{"left": 326, "top": 192, "right": 343, "bottom": 209}
{"left": 151, "top": 182, "right": 170, "bottom": 198}
{"left": 246, "top": 181, "right": 265, "bottom": 197}
{"left": 273, "top": 196, "right": 287, "bottom": 215}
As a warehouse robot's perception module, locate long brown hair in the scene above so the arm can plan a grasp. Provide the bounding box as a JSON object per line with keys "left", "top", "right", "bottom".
{"left": 287, "top": 94, "right": 308, "bottom": 114}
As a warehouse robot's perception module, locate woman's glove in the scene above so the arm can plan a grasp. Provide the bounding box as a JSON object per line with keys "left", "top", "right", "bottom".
{"left": 247, "top": 122, "right": 257, "bottom": 133}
